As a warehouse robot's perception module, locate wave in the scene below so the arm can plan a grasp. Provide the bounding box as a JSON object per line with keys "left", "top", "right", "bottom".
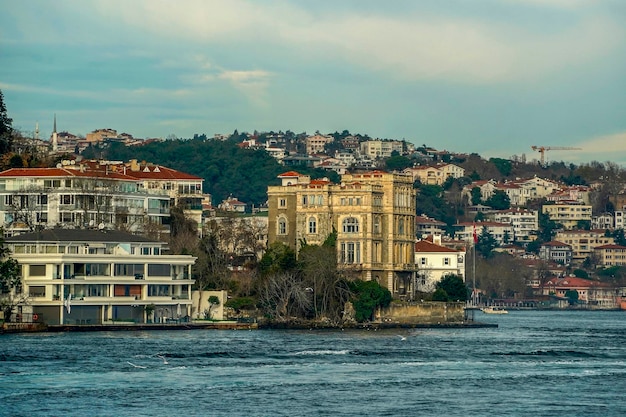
{"left": 293, "top": 349, "right": 350, "bottom": 356}
{"left": 492, "top": 350, "right": 596, "bottom": 358}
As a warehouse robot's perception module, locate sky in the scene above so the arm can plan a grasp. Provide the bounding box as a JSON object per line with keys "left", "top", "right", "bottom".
{"left": 1, "top": 0, "right": 625, "bottom": 166}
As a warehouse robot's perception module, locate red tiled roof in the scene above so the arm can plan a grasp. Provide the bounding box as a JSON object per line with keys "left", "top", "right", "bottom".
{"left": 541, "top": 241, "right": 571, "bottom": 248}
{"left": 278, "top": 171, "right": 302, "bottom": 177}
{"left": 415, "top": 240, "right": 459, "bottom": 253}
{"left": 594, "top": 244, "right": 626, "bottom": 250}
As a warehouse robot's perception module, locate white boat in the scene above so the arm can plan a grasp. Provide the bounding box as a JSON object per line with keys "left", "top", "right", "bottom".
{"left": 481, "top": 307, "right": 508, "bottom": 314}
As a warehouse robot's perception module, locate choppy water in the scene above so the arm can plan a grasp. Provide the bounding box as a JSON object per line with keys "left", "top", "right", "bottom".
{"left": 1, "top": 310, "right": 625, "bottom": 417}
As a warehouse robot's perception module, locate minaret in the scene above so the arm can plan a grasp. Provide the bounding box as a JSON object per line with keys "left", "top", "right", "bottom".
{"left": 52, "top": 114, "right": 58, "bottom": 152}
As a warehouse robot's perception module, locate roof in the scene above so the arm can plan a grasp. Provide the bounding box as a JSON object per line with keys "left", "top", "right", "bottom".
{"left": 278, "top": 171, "right": 302, "bottom": 177}
{"left": 543, "top": 277, "right": 611, "bottom": 288}
{"left": 415, "top": 240, "right": 459, "bottom": 253}
{"left": 594, "top": 244, "right": 626, "bottom": 250}
{"left": 541, "top": 241, "right": 571, "bottom": 248}
{"left": 6, "top": 228, "right": 161, "bottom": 244}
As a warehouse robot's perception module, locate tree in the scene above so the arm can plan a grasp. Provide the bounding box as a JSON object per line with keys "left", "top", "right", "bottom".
{"left": 204, "top": 295, "right": 220, "bottom": 319}
{"left": 0, "top": 234, "right": 23, "bottom": 322}
{"left": 385, "top": 155, "right": 412, "bottom": 171}
{"left": 485, "top": 190, "right": 510, "bottom": 210}
{"left": 436, "top": 274, "right": 468, "bottom": 301}
{"left": 564, "top": 289, "right": 579, "bottom": 305}
{"left": 298, "top": 237, "right": 350, "bottom": 322}
{"left": 470, "top": 187, "right": 482, "bottom": 205}
{"left": 349, "top": 280, "right": 392, "bottom": 322}
{"left": 258, "top": 271, "right": 312, "bottom": 320}
{"left": 258, "top": 242, "right": 297, "bottom": 277}
{"left": 538, "top": 211, "right": 559, "bottom": 242}
{"left": 476, "top": 226, "right": 498, "bottom": 258}
{"left": 0, "top": 89, "right": 13, "bottom": 155}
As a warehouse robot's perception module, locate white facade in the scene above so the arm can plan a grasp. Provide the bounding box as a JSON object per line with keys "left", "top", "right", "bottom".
{"left": 6, "top": 229, "right": 196, "bottom": 325}
{"left": 491, "top": 209, "right": 538, "bottom": 243}
{"left": 414, "top": 237, "right": 466, "bottom": 293}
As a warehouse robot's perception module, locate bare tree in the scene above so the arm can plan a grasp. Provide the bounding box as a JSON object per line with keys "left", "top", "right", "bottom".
{"left": 257, "top": 271, "right": 311, "bottom": 320}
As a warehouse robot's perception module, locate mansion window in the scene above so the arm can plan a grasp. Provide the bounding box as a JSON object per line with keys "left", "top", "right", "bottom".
{"left": 278, "top": 218, "right": 287, "bottom": 235}
{"left": 308, "top": 217, "right": 317, "bottom": 234}
{"left": 342, "top": 217, "right": 359, "bottom": 233}
{"left": 340, "top": 242, "right": 361, "bottom": 264}
{"left": 373, "top": 216, "right": 381, "bottom": 234}
{"left": 420, "top": 257, "right": 427, "bottom": 265}
{"left": 279, "top": 198, "right": 286, "bottom": 208}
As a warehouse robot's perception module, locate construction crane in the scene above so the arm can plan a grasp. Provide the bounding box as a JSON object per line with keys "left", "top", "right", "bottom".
{"left": 531, "top": 146, "right": 582, "bottom": 166}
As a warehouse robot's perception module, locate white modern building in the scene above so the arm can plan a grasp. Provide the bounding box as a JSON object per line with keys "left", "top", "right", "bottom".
{"left": 6, "top": 229, "right": 196, "bottom": 325}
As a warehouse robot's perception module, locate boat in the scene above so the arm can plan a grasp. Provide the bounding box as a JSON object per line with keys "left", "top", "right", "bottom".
{"left": 481, "top": 307, "right": 508, "bottom": 314}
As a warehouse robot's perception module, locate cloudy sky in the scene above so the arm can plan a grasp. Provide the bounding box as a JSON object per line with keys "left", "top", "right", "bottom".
{"left": 2, "top": 0, "right": 625, "bottom": 165}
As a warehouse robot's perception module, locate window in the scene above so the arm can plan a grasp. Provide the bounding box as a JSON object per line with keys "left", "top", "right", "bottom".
{"left": 308, "top": 217, "right": 317, "bottom": 234}
{"left": 398, "top": 218, "right": 405, "bottom": 235}
{"left": 29, "top": 286, "right": 45, "bottom": 297}
{"left": 148, "top": 264, "right": 171, "bottom": 277}
{"left": 420, "top": 257, "right": 427, "bottom": 265}
{"left": 443, "top": 257, "right": 450, "bottom": 266}
{"left": 342, "top": 217, "right": 359, "bottom": 233}
{"left": 114, "top": 264, "right": 144, "bottom": 276}
{"left": 373, "top": 216, "right": 381, "bottom": 234}
{"left": 30, "top": 265, "right": 46, "bottom": 276}
{"left": 340, "top": 242, "right": 361, "bottom": 264}
{"left": 278, "top": 218, "right": 287, "bottom": 235}
{"left": 279, "top": 198, "right": 286, "bottom": 208}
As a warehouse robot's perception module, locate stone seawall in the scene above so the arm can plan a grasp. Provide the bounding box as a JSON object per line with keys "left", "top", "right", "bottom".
{"left": 376, "top": 301, "right": 466, "bottom": 324}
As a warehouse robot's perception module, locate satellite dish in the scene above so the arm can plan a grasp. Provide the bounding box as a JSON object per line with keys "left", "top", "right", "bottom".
{"left": 56, "top": 163, "right": 62, "bottom": 168}
{"left": 98, "top": 223, "right": 105, "bottom": 230}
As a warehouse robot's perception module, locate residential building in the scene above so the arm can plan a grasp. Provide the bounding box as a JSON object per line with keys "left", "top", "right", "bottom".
{"left": 491, "top": 208, "right": 538, "bottom": 244}
{"left": 403, "top": 163, "right": 464, "bottom": 186}
{"left": 594, "top": 244, "right": 626, "bottom": 267}
{"left": 415, "top": 215, "right": 446, "bottom": 238}
{"left": 360, "top": 140, "right": 404, "bottom": 160}
{"left": 541, "top": 277, "right": 618, "bottom": 309}
{"left": 539, "top": 241, "right": 573, "bottom": 265}
{"left": 6, "top": 229, "right": 196, "bottom": 325}
{"left": 542, "top": 202, "right": 592, "bottom": 230}
{"left": 546, "top": 186, "right": 591, "bottom": 205}
{"left": 414, "top": 236, "right": 466, "bottom": 293}
{"left": 267, "top": 170, "right": 416, "bottom": 297}
{"left": 592, "top": 212, "right": 615, "bottom": 230}
{"left": 555, "top": 230, "right": 615, "bottom": 264}
{"left": 218, "top": 196, "right": 247, "bottom": 213}
{"left": 305, "top": 134, "right": 333, "bottom": 155}
{"left": 0, "top": 160, "right": 205, "bottom": 236}
{"left": 462, "top": 180, "right": 497, "bottom": 203}
{"left": 455, "top": 221, "right": 514, "bottom": 246}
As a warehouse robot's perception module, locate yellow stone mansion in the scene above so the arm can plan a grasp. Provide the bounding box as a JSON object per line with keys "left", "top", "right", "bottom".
{"left": 267, "top": 170, "right": 417, "bottom": 297}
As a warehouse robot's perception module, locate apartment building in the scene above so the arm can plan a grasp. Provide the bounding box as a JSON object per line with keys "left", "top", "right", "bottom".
{"left": 305, "top": 134, "right": 333, "bottom": 155}
{"left": 594, "top": 244, "right": 626, "bottom": 267}
{"left": 542, "top": 202, "right": 592, "bottom": 230}
{"left": 267, "top": 170, "right": 416, "bottom": 297}
{"left": 490, "top": 208, "right": 538, "bottom": 244}
{"left": 360, "top": 140, "right": 404, "bottom": 160}
{"left": 403, "top": 163, "right": 464, "bottom": 186}
{"left": 6, "top": 228, "right": 196, "bottom": 325}
{"left": 455, "top": 221, "right": 514, "bottom": 246}
{"left": 0, "top": 160, "right": 204, "bottom": 236}
{"left": 539, "top": 241, "right": 573, "bottom": 265}
{"left": 555, "top": 230, "right": 614, "bottom": 264}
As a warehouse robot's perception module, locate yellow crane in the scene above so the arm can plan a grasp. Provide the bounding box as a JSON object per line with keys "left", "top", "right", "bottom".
{"left": 531, "top": 146, "right": 582, "bottom": 166}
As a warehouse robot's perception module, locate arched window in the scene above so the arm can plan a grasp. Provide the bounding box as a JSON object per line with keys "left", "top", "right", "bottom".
{"left": 342, "top": 217, "right": 359, "bottom": 233}
{"left": 278, "top": 217, "right": 287, "bottom": 235}
{"left": 308, "top": 216, "right": 317, "bottom": 234}
{"left": 398, "top": 218, "right": 405, "bottom": 235}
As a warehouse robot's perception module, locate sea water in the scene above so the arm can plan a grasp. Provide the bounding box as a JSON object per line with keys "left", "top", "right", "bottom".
{"left": 1, "top": 310, "right": 625, "bottom": 417}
